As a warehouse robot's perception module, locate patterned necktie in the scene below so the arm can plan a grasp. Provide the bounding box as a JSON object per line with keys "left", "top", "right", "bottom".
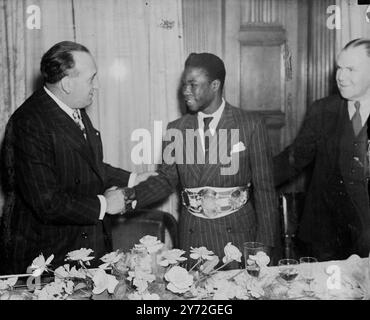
{"left": 352, "top": 101, "right": 362, "bottom": 136}
{"left": 203, "top": 116, "right": 213, "bottom": 163}
{"left": 72, "top": 109, "right": 87, "bottom": 139}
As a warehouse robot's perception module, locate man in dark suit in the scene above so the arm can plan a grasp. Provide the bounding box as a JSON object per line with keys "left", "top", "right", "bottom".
{"left": 274, "top": 38, "right": 370, "bottom": 261}
{"left": 0, "top": 41, "right": 152, "bottom": 274}
{"left": 127, "top": 53, "right": 279, "bottom": 266}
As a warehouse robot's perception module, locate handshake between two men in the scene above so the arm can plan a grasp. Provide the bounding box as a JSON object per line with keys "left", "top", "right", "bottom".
{"left": 103, "top": 170, "right": 157, "bottom": 215}
{"left": 104, "top": 186, "right": 136, "bottom": 215}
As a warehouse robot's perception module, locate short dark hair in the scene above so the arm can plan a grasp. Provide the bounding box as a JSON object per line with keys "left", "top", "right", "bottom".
{"left": 343, "top": 38, "right": 370, "bottom": 56}
{"left": 40, "top": 41, "right": 90, "bottom": 84}
{"left": 184, "top": 52, "right": 226, "bottom": 91}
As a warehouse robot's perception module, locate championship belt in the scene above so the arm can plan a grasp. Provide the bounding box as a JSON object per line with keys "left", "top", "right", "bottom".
{"left": 181, "top": 184, "right": 251, "bottom": 219}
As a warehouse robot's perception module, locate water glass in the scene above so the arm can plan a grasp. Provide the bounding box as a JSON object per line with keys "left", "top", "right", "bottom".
{"left": 299, "top": 256, "right": 317, "bottom": 294}
{"left": 299, "top": 257, "right": 317, "bottom": 282}
{"left": 278, "top": 259, "right": 299, "bottom": 283}
{"left": 243, "top": 242, "right": 267, "bottom": 278}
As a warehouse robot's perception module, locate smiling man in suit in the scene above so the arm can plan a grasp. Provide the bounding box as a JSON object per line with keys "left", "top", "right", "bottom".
{"left": 0, "top": 41, "right": 153, "bottom": 274}
{"left": 274, "top": 38, "right": 370, "bottom": 261}
{"left": 126, "top": 53, "right": 279, "bottom": 267}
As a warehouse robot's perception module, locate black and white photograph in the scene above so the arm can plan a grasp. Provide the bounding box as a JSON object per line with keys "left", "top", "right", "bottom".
{"left": 0, "top": 0, "right": 370, "bottom": 303}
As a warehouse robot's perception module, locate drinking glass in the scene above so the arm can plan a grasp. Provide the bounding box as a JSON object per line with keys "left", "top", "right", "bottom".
{"left": 243, "top": 242, "right": 268, "bottom": 278}
{"left": 299, "top": 257, "right": 317, "bottom": 295}
{"left": 278, "top": 259, "right": 299, "bottom": 286}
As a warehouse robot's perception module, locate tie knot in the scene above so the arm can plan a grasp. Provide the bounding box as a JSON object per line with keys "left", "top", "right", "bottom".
{"left": 72, "top": 109, "right": 81, "bottom": 121}
{"left": 203, "top": 117, "right": 213, "bottom": 131}
{"left": 354, "top": 101, "right": 361, "bottom": 112}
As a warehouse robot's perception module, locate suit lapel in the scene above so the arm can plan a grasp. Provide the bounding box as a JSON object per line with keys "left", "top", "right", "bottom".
{"left": 80, "top": 110, "right": 105, "bottom": 180}
{"left": 198, "top": 104, "right": 235, "bottom": 185}
{"left": 182, "top": 114, "right": 203, "bottom": 184}
{"left": 331, "top": 98, "right": 348, "bottom": 175}
{"left": 40, "top": 89, "right": 104, "bottom": 181}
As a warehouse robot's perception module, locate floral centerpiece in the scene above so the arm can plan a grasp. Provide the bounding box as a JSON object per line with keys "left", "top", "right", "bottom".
{"left": 0, "top": 235, "right": 273, "bottom": 300}
{"left": 3, "top": 235, "right": 369, "bottom": 300}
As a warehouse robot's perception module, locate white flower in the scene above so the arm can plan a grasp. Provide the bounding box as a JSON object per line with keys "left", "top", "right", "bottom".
{"left": 190, "top": 247, "right": 215, "bottom": 260}
{"left": 133, "top": 278, "right": 150, "bottom": 293}
{"left": 158, "top": 249, "right": 187, "bottom": 267}
{"left": 99, "top": 250, "right": 124, "bottom": 269}
{"left": 29, "top": 254, "right": 54, "bottom": 277}
{"left": 0, "top": 277, "right": 18, "bottom": 290}
{"left": 135, "top": 236, "right": 164, "bottom": 254}
{"left": 34, "top": 278, "right": 71, "bottom": 300}
{"left": 128, "top": 270, "right": 155, "bottom": 293}
{"left": 64, "top": 280, "right": 74, "bottom": 295}
{"left": 165, "top": 266, "right": 194, "bottom": 294}
{"left": 54, "top": 264, "right": 86, "bottom": 279}
{"left": 92, "top": 269, "right": 119, "bottom": 295}
{"left": 65, "top": 248, "right": 94, "bottom": 265}
{"left": 248, "top": 251, "right": 270, "bottom": 268}
{"left": 222, "top": 242, "right": 242, "bottom": 263}
{"left": 130, "top": 253, "right": 152, "bottom": 273}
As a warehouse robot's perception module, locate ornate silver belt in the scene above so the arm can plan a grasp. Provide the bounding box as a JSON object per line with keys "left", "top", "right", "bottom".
{"left": 181, "top": 184, "right": 251, "bottom": 219}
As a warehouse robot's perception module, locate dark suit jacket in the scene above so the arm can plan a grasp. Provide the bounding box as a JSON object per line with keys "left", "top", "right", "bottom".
{"left": 274, "top": 95, "right": 370, "bottom": 251}
{"left": 134, "top": 103, "right": 279, "bottom": 259}
{"left": 0, "top": 88, "right": 130, "bottom": 273}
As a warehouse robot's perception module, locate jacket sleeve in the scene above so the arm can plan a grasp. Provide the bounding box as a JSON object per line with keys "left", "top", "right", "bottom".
{"left": 134, "top": 124, "right": 179, "bottom": 208}
{"left": 103, "top": 163, "right": 131, "bottom": 189}
{"left": 273, "top": 101, "right": 320, "bottom": 187}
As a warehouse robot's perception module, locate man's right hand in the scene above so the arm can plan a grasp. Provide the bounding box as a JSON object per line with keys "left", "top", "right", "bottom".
{"left": 104, "top": 188, "right": 125, "bottom": 215}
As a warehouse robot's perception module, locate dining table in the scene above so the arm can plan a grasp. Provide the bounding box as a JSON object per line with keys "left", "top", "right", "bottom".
{"left": 214, "top": 254, "right": 370, "bottom": 300}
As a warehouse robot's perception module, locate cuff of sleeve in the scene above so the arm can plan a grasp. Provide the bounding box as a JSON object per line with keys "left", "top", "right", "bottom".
{"left": 128, "top": 173, "right": 137, "bottom": 187}
{"left": 97, "top": 195, "right": 107, "bottom": 220}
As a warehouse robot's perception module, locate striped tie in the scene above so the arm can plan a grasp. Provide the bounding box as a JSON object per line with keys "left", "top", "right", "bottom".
{"left": 72, "top": 109, "right": 87, "bottom": 139}
{"left": 203, "top": 117, "right": 213, "bottom": 163}
{"left": 352, "top": 101, "right": 362, "bottom": 136}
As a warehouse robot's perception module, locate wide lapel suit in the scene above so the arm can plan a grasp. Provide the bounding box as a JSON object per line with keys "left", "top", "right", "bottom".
{"left": 1, "top": 88, "right": 130, "bottom": 274}
{"left": 274, "top": 95, "right": 370, "bottom": 253}
{"left": 135, "top": 103, "right": 279, "bottom": 259}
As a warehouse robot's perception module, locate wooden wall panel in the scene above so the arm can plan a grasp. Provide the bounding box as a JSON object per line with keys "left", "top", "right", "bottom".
{"left": 307, "top": 0, "right": 336, "bottom": 106}
{"left": 182, "top": 0, "right": 223, "bottom": 57}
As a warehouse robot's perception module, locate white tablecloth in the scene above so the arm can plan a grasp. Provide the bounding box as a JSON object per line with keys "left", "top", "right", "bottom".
{"left": 215, "top": 255, "right": 370, "bottom": 300}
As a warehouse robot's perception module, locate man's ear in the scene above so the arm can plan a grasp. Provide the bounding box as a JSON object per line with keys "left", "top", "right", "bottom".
{"left": 211, "top": 79, "right": 221, "bottom": 92}
{"left": 60, "top": 76, "right": 72, "bottom": 94}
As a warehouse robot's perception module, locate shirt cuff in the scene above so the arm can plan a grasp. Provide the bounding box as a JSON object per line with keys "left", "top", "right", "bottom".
{"left": 128, "top": 173, "right": 137, "bottom": 187}
{"left": 97, "top": 195, "right": 107, "bottom": 220}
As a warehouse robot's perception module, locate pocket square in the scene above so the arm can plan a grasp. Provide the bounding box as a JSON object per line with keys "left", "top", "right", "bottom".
{"left": 230, "top": 141, "right": 246, "bottom": 155}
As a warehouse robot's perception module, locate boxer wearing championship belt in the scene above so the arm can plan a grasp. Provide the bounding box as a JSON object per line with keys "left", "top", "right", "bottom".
{"left": 129, "top": 53, "right": 279, "bottom": 267}
{"left": 181, "top": 185, "right": 251, "bottom": 219}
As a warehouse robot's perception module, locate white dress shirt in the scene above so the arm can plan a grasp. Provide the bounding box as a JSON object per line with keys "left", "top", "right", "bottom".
{"left": 197, "top": 98, "right": 226, "bottom": 152}
{"left": 348, "top": 99, "right": 370, "bottom": 127}
{"left": 44, "top": 86, "right": 136, "bottom": 220}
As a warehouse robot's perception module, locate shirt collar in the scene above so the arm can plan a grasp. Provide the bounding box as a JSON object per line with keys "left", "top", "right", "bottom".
{"left": 348, "top": 98, "right": 370, "bottom": 127}
{"left": 44, "top": 86, "right": 80, "bottom": 120}
{"left": 197, "top": 98, "right": 226, "bottom": 134}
